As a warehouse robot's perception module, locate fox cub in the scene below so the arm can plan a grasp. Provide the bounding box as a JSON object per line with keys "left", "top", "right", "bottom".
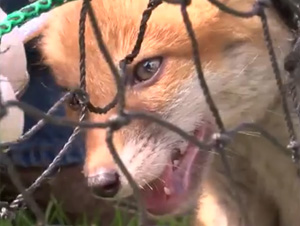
{"left": 38, "top": 0, "right": 300, "bottom": 225}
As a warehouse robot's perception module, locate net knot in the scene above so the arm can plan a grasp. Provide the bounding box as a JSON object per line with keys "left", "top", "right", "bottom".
{"left": 212, "top": 132, "right": 231, "bottom": 148}
{"left": 72, "top": 88, "right": 90, "bottom": 106}
{"left": 108, "top": 114, "right": 131, "bottom": 131}
{"left": 287, "top": 140, "right": 300, "bottom": 163}
{"left": 253, "top": 0, "right": 270, "bottom": 16}
{"left": 0, "top": 207, "right": 15, "bottom": 220}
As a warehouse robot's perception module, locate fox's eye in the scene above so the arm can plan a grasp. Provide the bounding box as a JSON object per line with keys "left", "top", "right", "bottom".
{"left": 132, "top": 57, "right": 163, "bottom": 85}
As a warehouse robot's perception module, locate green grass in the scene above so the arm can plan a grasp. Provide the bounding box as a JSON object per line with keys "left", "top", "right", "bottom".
{"left": 0, "top": 196, "right": 192, "bottom": 226}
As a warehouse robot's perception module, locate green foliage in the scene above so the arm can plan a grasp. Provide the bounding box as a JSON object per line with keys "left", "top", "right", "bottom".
{"left": 0, "top": 197, "right": 192, "bottom": 226}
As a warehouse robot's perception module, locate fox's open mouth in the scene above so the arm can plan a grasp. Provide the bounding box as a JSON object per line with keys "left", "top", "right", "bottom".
{"left": 140, "top": 125, "right": 213, "bottom": 216}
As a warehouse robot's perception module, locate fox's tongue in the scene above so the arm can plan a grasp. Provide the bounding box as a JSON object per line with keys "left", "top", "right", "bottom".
{"left": 140, "top": 144, "right": 200, "bottom": 215}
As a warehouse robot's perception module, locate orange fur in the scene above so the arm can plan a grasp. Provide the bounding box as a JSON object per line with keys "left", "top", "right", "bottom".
{"left": 39, "top": 0, "right": 300, "bottom": 225}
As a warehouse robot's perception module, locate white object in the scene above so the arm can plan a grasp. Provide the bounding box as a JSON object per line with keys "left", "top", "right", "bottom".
{"left": 0, "top": 7, "right": 28, "bottom": 142}
{"left": 0, "top": 7, "right": 49, "bottom": 143}
{"left": 0, "top": 7, "right": 29, "bottom": 95}
{"left": 0, "top": 75, "right": 24, "bottom": 143}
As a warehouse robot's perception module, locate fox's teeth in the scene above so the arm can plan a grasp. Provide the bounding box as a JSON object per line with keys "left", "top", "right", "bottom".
{"left": 164, "top": 187, "right": 171, "bottom": 196}
{"left": 180, "top": 149, "right": 186, "bottom": 155}
{"left": 171, "top": 148, "right": 182, "bottom": 161}
{"left": 173, "top": 160, "right": 179, "bottom": 168}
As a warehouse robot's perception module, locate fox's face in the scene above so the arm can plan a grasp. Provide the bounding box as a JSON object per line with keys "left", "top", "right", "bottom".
{"left": 41, "top": 0, "right": 292, "bottom": 217}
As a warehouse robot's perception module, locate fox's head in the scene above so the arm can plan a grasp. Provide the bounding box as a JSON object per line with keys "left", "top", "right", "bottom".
{"left": 39, "top": 0, "right": 292, "bottom": 217}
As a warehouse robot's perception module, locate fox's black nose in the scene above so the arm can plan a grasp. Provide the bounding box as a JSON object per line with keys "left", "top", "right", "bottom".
{"left": 89, "top": 169, "right": 120, "bottom": 198}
